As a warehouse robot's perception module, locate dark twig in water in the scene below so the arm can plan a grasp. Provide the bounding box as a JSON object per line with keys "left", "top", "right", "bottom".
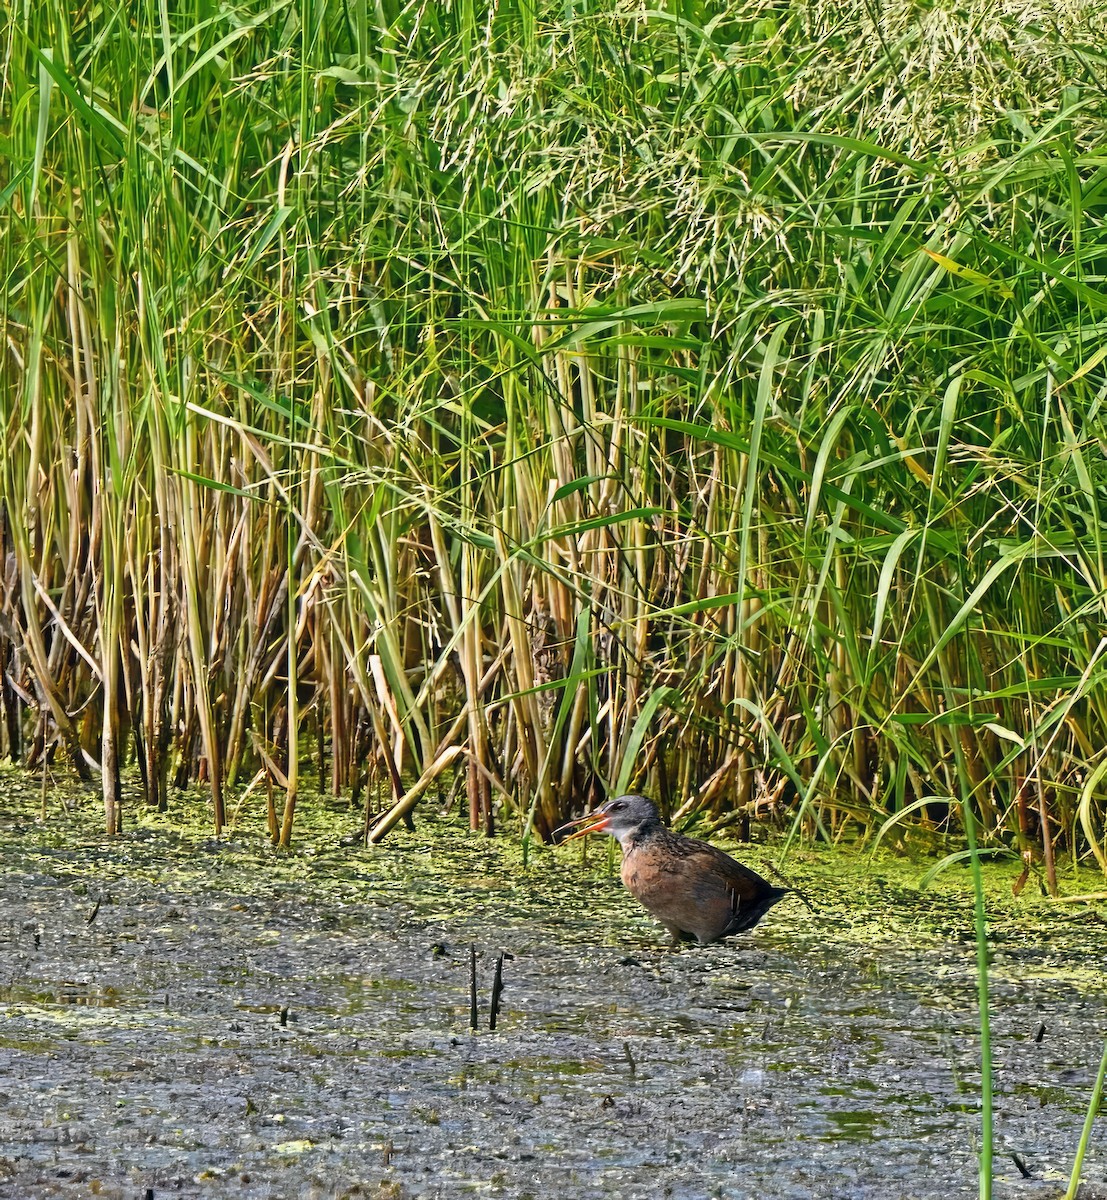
{"left": 489, "top": 952, "right": 513, "bottom": 1030}
{"left": 85, "top": 895, "right": 102, "bottom": 926}
{"left": 1011, "top": 1152, "right": 1032, "bottom": 1179}
{"left": 469, "top": 944, "right": 478, "bottom": 1031}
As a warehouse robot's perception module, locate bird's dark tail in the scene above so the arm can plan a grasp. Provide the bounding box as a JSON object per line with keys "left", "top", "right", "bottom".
{"left": 726, "top": 886, "right": 790, "bottom": 935}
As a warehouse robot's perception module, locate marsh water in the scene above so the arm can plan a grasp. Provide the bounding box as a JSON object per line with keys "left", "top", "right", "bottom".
{"left": 0, "top": 788, "right": 1105, "bottom": 1199}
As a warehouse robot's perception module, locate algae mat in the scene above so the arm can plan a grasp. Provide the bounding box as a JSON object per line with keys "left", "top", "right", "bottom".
{"left": 0, "top": 796, "right": 1105, "bottom": 1199}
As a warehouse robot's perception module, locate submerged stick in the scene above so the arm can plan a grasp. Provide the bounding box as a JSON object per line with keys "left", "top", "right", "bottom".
{"left": 759, "top": 859, "right": 817, "bottom": 914}
{"left": 469, "top": 944, "right": 478, "bottom": 1031}
{"left": 623, "top": 1041, "right": 636, "bottom": 1077}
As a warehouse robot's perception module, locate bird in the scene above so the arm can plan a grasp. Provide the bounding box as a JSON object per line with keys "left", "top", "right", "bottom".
{"left": 559, "top": 794, "right": 789, "bottom": 945}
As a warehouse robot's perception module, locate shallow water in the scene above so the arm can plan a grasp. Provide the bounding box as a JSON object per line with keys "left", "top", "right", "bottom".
{"left": 0, "top": 800, "right": 1104, "bottom": 1199}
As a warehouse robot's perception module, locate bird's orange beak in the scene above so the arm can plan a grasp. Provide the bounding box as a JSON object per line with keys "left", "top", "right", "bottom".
{"left": 554, "top": 810, "right": 611, "bottom": 842}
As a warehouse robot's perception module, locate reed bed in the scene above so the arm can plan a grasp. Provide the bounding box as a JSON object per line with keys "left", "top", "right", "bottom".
{"left": 2, "top": 0, "right": 1107, "bottom": 869}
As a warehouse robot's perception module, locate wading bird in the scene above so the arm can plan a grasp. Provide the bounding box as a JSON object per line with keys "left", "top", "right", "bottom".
{"left": 559, "top": 794, "right": 789, "bottom": 945}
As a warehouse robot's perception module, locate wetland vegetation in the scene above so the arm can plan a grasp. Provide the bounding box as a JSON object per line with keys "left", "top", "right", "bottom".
{"left": 3, "top": 0, "right": 1107, "bottom": 864}
{"left": 3, "top": 0, "right": 1107, "bottom": 1195}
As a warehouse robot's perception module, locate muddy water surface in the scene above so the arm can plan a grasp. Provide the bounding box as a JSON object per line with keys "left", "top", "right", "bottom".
{"left": 0, "top": 790, "right": 1105, "bottom": 1199}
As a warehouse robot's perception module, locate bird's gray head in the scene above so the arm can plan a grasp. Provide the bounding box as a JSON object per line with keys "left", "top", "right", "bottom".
{"left": 562, "top": 793, "right": 662, "bottom": 847}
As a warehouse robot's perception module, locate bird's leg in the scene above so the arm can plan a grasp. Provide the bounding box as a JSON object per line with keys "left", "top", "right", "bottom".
{"left": 665, "top": 925, "right": 684, "bottom": 951}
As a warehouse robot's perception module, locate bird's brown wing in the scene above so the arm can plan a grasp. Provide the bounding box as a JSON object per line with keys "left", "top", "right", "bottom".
{"left": 654, "top": 832, "right": 776, "bottom": 894}
{"left": 662, "top": 835, "right": 787, "bottom": 936}
{"left": 622, "top": 832, "right": 785, "bottom": 943}
{"left": 697, "top": 842, "right": 790, "bottom": 934}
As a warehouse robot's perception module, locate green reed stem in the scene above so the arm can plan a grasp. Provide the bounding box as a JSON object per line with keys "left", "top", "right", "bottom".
{"left": 1064, "top": 1041, "right": 1107, "bottom": 1200}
